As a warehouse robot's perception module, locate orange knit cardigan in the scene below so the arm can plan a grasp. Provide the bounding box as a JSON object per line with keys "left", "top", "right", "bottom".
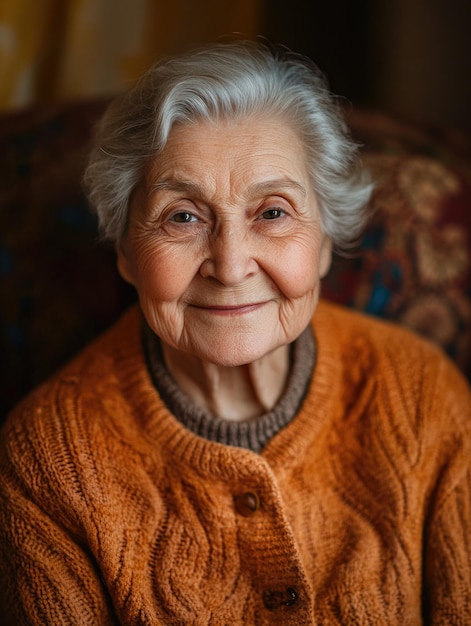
{"left": 0, "top": 300, "right": 470, "bottom": 625}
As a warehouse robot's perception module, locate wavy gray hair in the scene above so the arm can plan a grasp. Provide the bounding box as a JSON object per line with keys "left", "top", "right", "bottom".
{"left": 83, "top": 39, "right": 372, "bottom": 249}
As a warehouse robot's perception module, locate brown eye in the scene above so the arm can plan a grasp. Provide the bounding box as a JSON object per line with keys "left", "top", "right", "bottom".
{"left": 261, "top": 208, "right": 284, "bottom": 220}
{"left": 171, "top": 212, "right": 196, "bottom": 223}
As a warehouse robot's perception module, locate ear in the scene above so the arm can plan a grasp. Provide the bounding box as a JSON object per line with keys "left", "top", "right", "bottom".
{"left": 319, "top": 235, "right": 333, "bottom": 279}
{"left": 115, "top": 236, "right": 137, "bottom": 287}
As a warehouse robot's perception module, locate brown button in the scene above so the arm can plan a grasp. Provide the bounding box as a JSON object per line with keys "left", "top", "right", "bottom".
{"left": 263, "top": 587, "right": 298, "bottom": 610}
{"left": 234, "top": 491, "right": 260, "bottom": 516}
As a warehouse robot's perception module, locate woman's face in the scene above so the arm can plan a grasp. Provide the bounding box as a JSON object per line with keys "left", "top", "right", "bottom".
{"left": 117, "top": 115, "right": 332, "bottom": 367}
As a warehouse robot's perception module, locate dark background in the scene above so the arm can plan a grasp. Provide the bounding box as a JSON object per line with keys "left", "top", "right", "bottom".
{"left": 261, "top": 0, "right": 471, "bottom": 134}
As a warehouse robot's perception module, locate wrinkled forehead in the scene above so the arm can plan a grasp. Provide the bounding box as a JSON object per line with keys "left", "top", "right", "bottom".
{"left": 144, "top": 114, "right": 311, "bottom": 188}
{"left": 154, "top": 114, "right": 308, "bottom": 168}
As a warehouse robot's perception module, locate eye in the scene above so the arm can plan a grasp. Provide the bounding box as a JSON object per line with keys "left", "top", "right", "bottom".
{"left": 260, "top": 208, "right": 285, "bottom": 220}
{"left": 170, "top": 211, "right": 197, "bottom": 223}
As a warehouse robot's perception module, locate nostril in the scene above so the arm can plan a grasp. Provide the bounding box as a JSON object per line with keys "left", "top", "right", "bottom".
{"left": 199, "top": 241, "right": 256, "bottom": 286}
{"left": 199, "top": 257, "right": 215, "bottom": 279}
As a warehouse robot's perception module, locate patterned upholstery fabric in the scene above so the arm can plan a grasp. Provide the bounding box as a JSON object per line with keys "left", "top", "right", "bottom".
{"left": 323, "top": 109, "right": 471, "bottom": 379}
{"left": 1, "top": 101, "right": 470, "bottom": 418}
{"left": 0, "top": 101, "right": 136, "bottom": 418}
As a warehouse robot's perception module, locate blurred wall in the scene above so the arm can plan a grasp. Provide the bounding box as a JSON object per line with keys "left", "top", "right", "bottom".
{"left": 261, "top": 0, "right": 471, "bottom": 134}
{"left": 0, "top": 0, "right": 262, "bottom": 110}
{"left": 371, "top": 0, "right": 471, "bottom": 134}
{"left": 1, "top": 0, "right": 470, "bottom": 134}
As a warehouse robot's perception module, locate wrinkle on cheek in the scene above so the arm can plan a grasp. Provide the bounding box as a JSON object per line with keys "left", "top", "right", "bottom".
{"left": 131, "top": 237, "right": 206, "bottom": 302}
{"left": 141, "top": 299, "right": 187, "bottom": 347}
{"left": 131, "top": 248, "right": 160, "bottom": 292}
{"left": 278, "top": 288, "right": 318, "bottom": 337}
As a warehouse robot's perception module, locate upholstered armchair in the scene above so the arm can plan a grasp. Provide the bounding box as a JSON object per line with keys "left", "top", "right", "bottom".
{"left": 1, "top": 100, "right": 470, "bottom": 417}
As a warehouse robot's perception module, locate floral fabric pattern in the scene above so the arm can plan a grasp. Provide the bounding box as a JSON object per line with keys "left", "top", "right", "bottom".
{"left": 323, "top": 110, "right": 471, "bottom": 378}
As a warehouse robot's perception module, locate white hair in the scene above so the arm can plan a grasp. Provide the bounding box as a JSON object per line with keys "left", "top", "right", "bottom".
{"left": 83, "top": 39, "right": 372, "bottom": 250}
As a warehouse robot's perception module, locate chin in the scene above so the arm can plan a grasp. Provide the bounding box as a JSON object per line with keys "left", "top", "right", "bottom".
{"left": 191, "top": 336, "right": 282, "bottom": 368}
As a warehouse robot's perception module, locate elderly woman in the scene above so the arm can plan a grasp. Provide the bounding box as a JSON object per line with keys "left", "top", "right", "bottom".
{"left": 1, "top": 40, "right": 470, "bottom": 625}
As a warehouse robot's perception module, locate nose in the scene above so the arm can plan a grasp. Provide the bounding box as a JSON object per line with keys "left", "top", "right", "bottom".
{"left": 199, "top": 224, "right": 257, "bottom": 286}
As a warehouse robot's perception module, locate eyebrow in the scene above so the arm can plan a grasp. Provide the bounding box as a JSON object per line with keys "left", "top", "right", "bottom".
{"left": 152, "top": 180, "right": 202, "bottom": 195}
{"left": 151, "top": 178, "right": 307, "bottom": 199}
{"left": 248, "top": 179, "right": 307, "bottom": 198}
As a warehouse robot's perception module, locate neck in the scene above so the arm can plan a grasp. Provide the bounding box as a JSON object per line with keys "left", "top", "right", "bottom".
{"left": 161, "top": 344, "right": 290, "bottom": 421}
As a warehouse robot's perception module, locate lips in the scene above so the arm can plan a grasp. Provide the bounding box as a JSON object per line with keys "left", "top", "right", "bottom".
{"left": 189, "top": 302, "right": 267, "bottom": 315}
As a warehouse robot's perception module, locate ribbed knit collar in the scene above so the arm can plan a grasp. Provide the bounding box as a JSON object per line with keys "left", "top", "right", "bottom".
{"left": 143, "top": 325, "right": 316, "bottom": 453}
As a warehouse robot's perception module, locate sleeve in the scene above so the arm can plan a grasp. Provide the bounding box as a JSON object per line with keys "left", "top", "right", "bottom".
{"left": 0, "top": 401, "right": 118, "bottom": 625}
{"left": 422, "top": 359, "right": 471, "bottom": 625}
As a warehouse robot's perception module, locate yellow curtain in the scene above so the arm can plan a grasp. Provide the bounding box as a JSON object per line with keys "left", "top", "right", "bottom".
{"left": 0, "top": 0, "right": 262, "bottom": 111}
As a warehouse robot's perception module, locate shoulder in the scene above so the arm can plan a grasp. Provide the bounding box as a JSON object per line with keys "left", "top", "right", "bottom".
{"left": 314, "top": 298, "right": 458, "bottom": 370}
{"left": 313, "top": 299, "right": 471, "bottom": 426}
{"left": 11, "top": 305, "right": 141, "bottom": 399}
{"left": 0, "top": 306, "right": 147, "bottom": 485}
{"left": 8, "top": 305, "right": 143, "bottom": 409}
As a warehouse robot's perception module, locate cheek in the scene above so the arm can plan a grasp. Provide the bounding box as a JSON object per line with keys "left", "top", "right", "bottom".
{"left": 133, "top": 242, "right": 200, "bottom": 302}
{"left": 266, "top": 238, "right": 322, "bottom": 299}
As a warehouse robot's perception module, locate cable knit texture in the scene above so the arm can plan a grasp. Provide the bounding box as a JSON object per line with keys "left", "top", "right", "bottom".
{"left": 0, "top": 300, "right": 470, "bottom": 625}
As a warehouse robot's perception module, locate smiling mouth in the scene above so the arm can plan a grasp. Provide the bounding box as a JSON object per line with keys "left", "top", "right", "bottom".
{"left": 190, "top": 302, "right": 267, "bottom": 315}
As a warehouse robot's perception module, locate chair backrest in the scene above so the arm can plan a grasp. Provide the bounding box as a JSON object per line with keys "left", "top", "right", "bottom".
{"left": 1, "top": 101, "right": 470, "bottom": 417}
{"left": 323, "top": 108, "right": 471, "bottom": 380}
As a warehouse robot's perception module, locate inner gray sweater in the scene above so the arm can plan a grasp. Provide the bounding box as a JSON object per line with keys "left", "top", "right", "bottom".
{"left": 144, "top": 325, "right": 315, "bottom": 453}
